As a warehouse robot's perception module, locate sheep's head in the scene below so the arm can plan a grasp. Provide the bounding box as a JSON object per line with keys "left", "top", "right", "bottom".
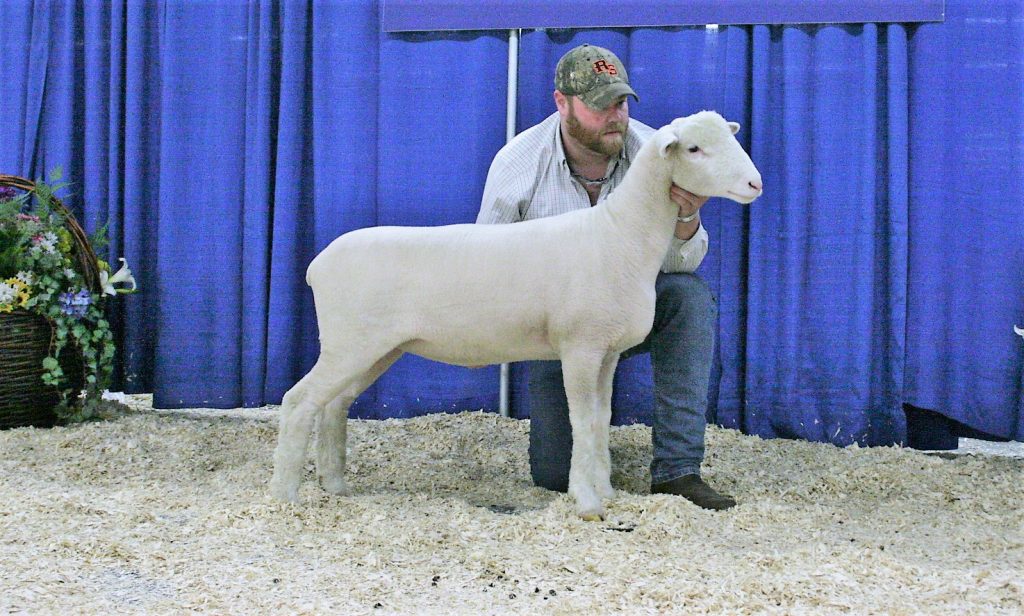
{"left": 654, "top": 111, "right": 762, "bottom": 204}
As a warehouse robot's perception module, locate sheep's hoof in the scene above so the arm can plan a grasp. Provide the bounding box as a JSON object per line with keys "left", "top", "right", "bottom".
{"left": 318, "top": 474, "right": 351, "bottom": 496}
{"left": 269, "top": 476, "right": 300, "bottom": 503}
{"left": 577, "top": 501, "right": 606, "bottom": 522}
{"left": 269, "top": 488, "right": 299, "bottom": 503}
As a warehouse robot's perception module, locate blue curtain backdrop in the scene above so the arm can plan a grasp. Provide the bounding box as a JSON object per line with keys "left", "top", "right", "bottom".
{"left": 0, "top": 1, "right": 1021, "bottom": 445}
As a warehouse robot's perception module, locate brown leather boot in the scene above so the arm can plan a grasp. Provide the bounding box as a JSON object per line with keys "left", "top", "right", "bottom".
{"left": 651, "top": 474, "right": 736, "bottom": 510}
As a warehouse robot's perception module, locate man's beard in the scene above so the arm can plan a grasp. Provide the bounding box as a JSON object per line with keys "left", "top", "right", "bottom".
{"left": 566, "top": 101, "right": 626, "bottom": 158}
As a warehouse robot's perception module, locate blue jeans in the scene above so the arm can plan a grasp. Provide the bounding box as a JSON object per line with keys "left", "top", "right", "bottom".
{"left": 527, "top": 272, "right": 717, "bottom": 491}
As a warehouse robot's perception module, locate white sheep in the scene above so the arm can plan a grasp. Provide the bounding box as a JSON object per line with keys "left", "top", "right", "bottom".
{"left": 270, "top": 111, "right": 762, "bottom": 520}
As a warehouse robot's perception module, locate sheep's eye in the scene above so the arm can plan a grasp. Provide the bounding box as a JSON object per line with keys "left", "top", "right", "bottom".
{"left": 687, "top": 145, "right": 701, "bottom": 153}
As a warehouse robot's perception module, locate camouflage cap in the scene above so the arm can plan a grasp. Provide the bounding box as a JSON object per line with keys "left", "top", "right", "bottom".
{"left": 555, "top": 44, "right": 638, "bottom": 110}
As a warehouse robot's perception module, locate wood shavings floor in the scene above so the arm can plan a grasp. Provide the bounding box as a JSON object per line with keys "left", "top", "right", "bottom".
{"left": 1, "top": 394, "right": 1021, "bottom": 614}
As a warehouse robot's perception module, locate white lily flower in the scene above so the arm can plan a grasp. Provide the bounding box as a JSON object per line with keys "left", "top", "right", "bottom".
{"left": 0, "top": 281, "right": 16, "bottom": 304}
{"left": 100, "top": 257, "right": 137, "bottom": 296}
{"left": 39, "top": 231, "right": 58, "bottom": 253}
{"left": 1016, "top": 325, "right": 1024, "bottom": 339}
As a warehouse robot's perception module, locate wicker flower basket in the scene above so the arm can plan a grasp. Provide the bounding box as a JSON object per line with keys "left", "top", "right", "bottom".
{"left": 0, "top": 174, "right": 100, "bottom": 429}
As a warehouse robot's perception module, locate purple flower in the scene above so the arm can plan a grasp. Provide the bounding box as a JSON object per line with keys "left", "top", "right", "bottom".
{"left": 59, "top": 289, "right": 93, "bottom": 318}
{"left": 0, "top": 186, "right": 16, "bottom": 202}
{"left": 58, "top": 292, "right": 76, "bottom": 316}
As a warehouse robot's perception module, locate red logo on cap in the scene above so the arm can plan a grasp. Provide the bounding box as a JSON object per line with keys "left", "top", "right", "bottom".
{"left": 592, "top": 60, "right": 618, "bottom": 75}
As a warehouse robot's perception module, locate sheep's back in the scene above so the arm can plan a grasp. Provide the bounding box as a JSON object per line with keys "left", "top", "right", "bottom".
{"left": 306, "top": 216, "right": 598, "bottom": 337}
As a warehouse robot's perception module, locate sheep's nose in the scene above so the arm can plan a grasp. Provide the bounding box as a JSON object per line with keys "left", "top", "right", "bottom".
{"left": 749, "top": 179, "right": 763, "bottom": 192}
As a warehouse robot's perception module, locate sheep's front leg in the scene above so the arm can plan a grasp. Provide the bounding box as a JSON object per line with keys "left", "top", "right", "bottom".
{"left": 594, "top": 352, "right": 619, "bottom": 500}
{"left": 560, "top": 349, "right": 608, "bottom": 521}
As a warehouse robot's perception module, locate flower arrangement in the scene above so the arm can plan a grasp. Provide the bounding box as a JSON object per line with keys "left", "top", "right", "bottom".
{"left": 0, "top": 171, "right": 135, "bottom": 422}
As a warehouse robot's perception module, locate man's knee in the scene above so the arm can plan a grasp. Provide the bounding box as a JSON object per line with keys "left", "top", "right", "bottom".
{"left": 659, "top": 272, "right": 716, "bottom": 317}
{"left": 655, "top": 273, "right": 717, "bottom": 330}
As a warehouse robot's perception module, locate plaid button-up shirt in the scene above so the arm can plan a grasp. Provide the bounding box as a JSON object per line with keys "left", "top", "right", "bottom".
{"left": 476, "top": 112, "right": 709, "bottom": 273}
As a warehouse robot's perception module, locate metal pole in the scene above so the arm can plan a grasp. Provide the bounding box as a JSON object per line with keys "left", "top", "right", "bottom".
{"left": 506, "top": 28, "right": 519, "bottom": 143}
{"left": 499, "top": 28, "right": 520, "bottom": 417}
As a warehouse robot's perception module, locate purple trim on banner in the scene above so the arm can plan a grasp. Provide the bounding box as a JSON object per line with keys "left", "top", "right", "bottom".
{"left": 382, "top": 0, "right": 944, "bottom": 32}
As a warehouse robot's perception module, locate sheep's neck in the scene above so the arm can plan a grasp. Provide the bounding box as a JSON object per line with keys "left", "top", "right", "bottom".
{"left": 597, "top": 141, "right": 679, "bottom": 277}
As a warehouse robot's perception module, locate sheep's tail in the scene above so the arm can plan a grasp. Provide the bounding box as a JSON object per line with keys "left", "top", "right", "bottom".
{"left": 305, "top": 236, "right": 352, "bottom": 289}
{"left": 305, "top": 239, "right": 340, "bottom": 288}
{"left": 306, "top": 251, "right": 326, "bottom": 288}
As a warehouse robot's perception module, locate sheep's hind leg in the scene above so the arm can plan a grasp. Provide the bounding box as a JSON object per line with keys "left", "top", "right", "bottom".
{"left": 315, "top": 395, "right": 351, "bottom": 496}
{"left": 317, "top": 349, "right": 403, "bottom": 495}
{"left": 561, "top": 349, "right": 607, "bottom": 521}
{"left": 271, "top": 349, "right": 378, "bottom": 502}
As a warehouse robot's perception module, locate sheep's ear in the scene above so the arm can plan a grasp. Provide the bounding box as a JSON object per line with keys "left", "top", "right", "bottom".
{"left": 655, "top": 128, "right": 679, "bottom": 158}
{"left": 727, "top": 121, "right": 741, "bottom": 135}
